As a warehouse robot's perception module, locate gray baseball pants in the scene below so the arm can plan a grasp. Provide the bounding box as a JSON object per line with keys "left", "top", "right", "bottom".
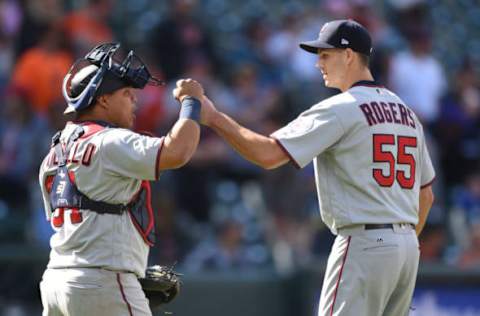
{"left": 318, "top": 223, "right": 419, "bottom": 316}
{"left": 40, "top": 267, "right": 151, "bottom": 316}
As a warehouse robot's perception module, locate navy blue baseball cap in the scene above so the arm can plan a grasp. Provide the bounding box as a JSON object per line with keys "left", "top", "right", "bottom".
{"left": 300, "top": 19, "right": 372, "bottom": 56}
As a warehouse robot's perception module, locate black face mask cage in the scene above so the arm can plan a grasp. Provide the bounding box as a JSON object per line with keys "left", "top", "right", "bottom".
{"left": 63, "top": 43, "right": 164, "bottom": 113}
{"left": 110, "top": 50, "right": 163, "bottom": 88}
{"left": 87, "top": 43, "right": 164, "bottom": 89}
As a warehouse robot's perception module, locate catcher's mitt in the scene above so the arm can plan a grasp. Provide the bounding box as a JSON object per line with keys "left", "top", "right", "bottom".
{"left": 139, "top": 265, "right": 181, "bottom": 309}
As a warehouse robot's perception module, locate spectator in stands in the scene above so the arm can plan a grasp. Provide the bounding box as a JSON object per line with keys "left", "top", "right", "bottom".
{"left": 183, "top": 217, "right": 269, "bottom": 271}
{"left": 132, "top": 49, "right": 167, "bottom": 135}
{"left": 10, "top": 22, "right": 72, "bottom": 115}
{"left": 163, "top": 54, "right": 237, "bottom": 125}
{"left": 448, "top": 169, "right": 480, "bottom": 254}
{"left": 150, "top": 0, "right": 218, "bottom": 81}
{"left": 0, "top": 0, "right": 22, "bottom": 92}
{"left": 265, "top": 8, "right": 304, "bottom": 73}
{"left": 228, "top": 63, "right": 281, "bottom": 131}
{"left": 0, "top": 0, "right": 22, "bottom": 40}
{"left": 458, "top": 221, "right": 480, "bottom": 269}
{"left": 287, "top": 10, "right": 326, "bottom": 84}
{"left": 0, "top": 86, "right": 49, "bottom": 210}
{"left": 14, "top": 0, "right": 62, "bottom": 57}
{"left": 269, "top": 214, "right": 318, "bottom": 272}
{"left": 175, "top": 55, "right": 233, "bottom": 170}
{"left": 418, "top": 224, "right": 446, "bottom": 263}
{"left": 389, "top": 0, "right": 429, "bottom": 37}
{"left": 389, "top": 26, "right": 446, "bottom": 126}
{"left": 62, "top": 0, "right": 114, "bottom": 56}
{"left": 452, "top": 170, "right": 480, "bottom": 224}
{"left": 0, "top": 33, "right": 13, "bottom": 94}
{"left": 239, "top": 18, "right": 283, "bottom": 87}
{"left": 436, "top": 59, "right": 480, "bottom": 186}
{"left": 159, "top": 56, "right": 233, "bottom": 222}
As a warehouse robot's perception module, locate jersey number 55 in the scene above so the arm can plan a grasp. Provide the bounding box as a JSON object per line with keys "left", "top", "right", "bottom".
{"left": 372, "top": 134, "right": 417, "bottom": 189}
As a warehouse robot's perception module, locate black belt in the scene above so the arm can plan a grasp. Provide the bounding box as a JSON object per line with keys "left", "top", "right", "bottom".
{"left": 364, "top": 223, "right": 414, "bottom": 230}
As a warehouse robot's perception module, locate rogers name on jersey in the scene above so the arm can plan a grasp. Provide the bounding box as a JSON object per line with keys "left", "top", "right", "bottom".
{"left": 359, "top": 101, "right": 416, "bottom": 128}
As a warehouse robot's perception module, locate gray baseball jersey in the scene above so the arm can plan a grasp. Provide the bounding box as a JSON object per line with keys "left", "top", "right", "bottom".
{"left": 271, "top": 82, "right": 435, "bottom": 234}
{"left": 39, "top": 121, "right": 164, "bottom": 278}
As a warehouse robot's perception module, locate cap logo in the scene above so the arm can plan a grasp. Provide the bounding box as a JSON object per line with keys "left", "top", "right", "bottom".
{"left": 341, "top": 38, "right": 349, "bottom": 45}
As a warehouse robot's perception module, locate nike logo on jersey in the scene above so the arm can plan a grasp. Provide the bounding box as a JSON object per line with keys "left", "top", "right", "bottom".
{"left": 133, "top": 139, "right": 147, "bottom": 155}
{"left": 359, "top": 101, "right": 416, "bottom": 128}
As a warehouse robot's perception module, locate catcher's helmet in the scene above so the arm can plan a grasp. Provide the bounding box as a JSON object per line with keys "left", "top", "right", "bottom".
{"left": 63, "top": 43, "right": 164, "bottom": 114}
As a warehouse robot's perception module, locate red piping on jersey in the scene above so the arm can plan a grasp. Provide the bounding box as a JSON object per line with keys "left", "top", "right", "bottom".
{"left": 155, "top": 137, "right": 165, "bottom": 180}
{"left": 352, "top": 83, "right": 385, "bottom": 88}
{"left": 330, "top": 236, "right": 351, "bottom": 316}
{"left": 128, "top": 181, "right": 145, "bottom": 205}
{"left": 128, "top": 181, "right": 155, "bottom": 247}
{"left": 116, "top": 273, "right": 133, "bottom": 316}
{"left": 272, "top": 137, "right": 301, "bottom": 169}
{"left": 137, "top": 130, "right": 156, "bottom": 137}
{"left": 421, "top": 177, "right": 436, "bottom": 189}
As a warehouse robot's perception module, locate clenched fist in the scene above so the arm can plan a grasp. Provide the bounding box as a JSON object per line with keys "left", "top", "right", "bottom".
{"left": 173, "top": 79, "right": 204, "bottom": 102}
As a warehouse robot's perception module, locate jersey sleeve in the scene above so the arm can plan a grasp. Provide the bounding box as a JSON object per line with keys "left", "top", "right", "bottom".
{"left": 101, "top": 129, "right": 164, "bottom": 180}
{"left": 420, "top": 137, "right": 435, "bottom": 188}
{"left": 270, "top": 104, "right": 345, "bottom": 168}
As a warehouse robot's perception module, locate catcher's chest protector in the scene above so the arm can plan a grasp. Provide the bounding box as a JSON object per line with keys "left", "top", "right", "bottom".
{"left": 48, "top": 125, "right": 156, "bottom": 246}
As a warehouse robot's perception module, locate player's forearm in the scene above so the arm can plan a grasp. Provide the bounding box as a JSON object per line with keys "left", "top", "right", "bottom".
{"left": 209, "top": 111, "right": 288, "bottom": 169}
{"left": 159, "top": 119, "right": 200, "bottom": 170}
{"left": 416, "top": 186, "right": 434, "bottom": 236}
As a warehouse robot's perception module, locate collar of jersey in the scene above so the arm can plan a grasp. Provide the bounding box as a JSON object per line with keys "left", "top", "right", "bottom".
{"left": 65, "top": 120, "right": 116, "bottom": 139}
{"left": 350, "top": 80, "right": 383, "bottom": 88}
{"left": 70, "top": 120, "right": 117, "bottom": 128}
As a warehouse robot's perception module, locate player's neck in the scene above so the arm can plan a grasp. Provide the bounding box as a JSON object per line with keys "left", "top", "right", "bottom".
{"left": 340, "top": 68, "right": 374, "bottom": 92}
{"left": 75, "top": 109, "right": 112, "bottom": 126}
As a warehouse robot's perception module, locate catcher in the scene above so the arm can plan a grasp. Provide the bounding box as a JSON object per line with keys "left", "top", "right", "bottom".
{"left": 38, "top": 43, "right": 199, "bottom": 315}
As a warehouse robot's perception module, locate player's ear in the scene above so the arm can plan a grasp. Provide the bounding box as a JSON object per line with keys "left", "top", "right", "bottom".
{"left": 345, "top": 48, "right": 355, "bottom": 65}
{"left": 96, "top": 95, "right": 109, "bottom": 110}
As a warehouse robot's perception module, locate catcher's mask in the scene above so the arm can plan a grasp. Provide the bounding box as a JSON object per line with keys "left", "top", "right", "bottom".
{"left": 63, "top": 42, "right": 164, "bottom": 114}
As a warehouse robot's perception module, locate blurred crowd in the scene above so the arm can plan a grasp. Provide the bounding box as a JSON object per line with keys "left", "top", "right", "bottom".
{"left": 0, "top": 0, "right": 480, "bottom": 276}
